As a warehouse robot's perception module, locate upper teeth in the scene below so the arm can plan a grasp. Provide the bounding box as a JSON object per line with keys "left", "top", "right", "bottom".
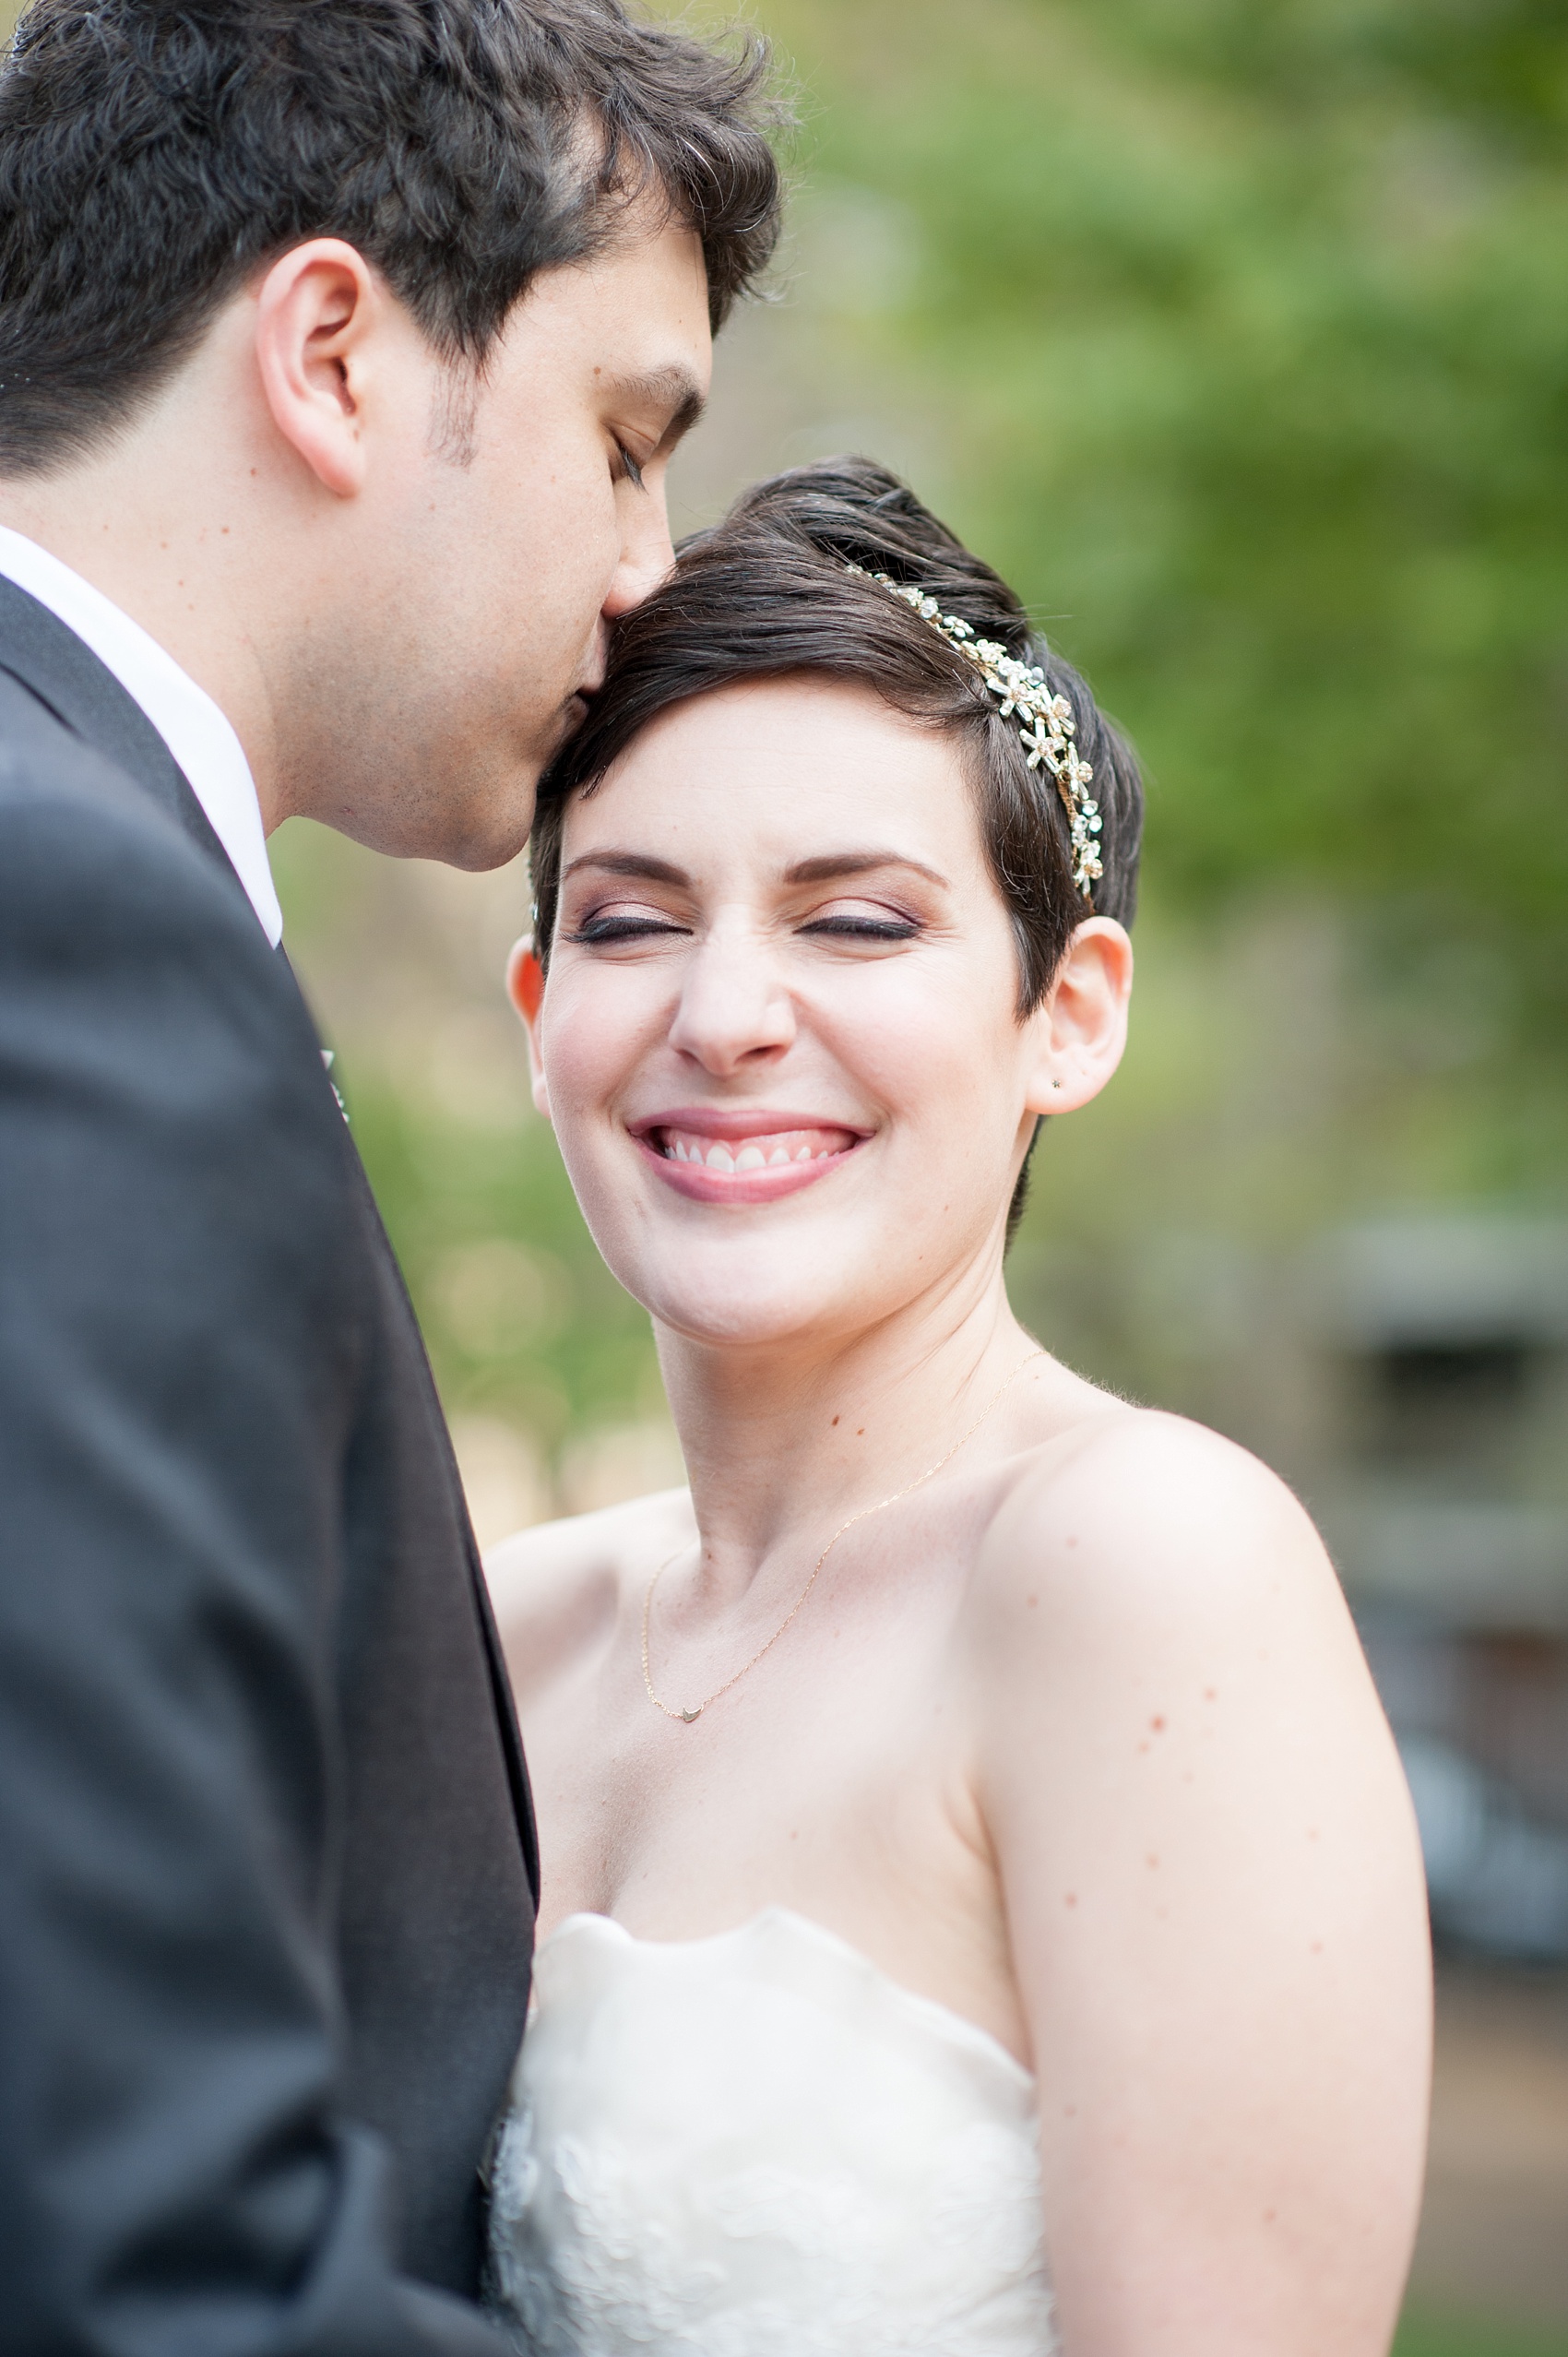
{"left": 659, "top": 1125, "right": 852, "bottom": 1170}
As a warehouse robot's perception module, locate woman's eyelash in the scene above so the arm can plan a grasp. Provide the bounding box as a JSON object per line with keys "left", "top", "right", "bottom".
{"left": 564, "top": 911, "right": 919, "bottom": 946}
{"left": 566, "top": 914, "right": 687, "bottom": 945}
{"left": 800, "top": 915, "right": 921, "bottom": 942}
{"left": 615, "top": 441, "right": 646, "bottom": 490}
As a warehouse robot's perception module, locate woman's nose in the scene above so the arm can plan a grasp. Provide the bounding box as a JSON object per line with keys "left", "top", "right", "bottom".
{"left": 667, "top": 937, "right": 796, "bottom": 1075}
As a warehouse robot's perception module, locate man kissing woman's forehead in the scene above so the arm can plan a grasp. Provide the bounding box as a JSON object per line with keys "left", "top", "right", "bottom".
{"left": 0, "top": 7, "right": 1430, "bottom": 2355}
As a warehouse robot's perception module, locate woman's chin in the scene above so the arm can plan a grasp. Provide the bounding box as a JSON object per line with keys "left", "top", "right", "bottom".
{"left": 629, "top": 1263, "right": 883, "bottom": 1354}
{"left": 653, "top": 1298, "right": 846, "bottom": 1352}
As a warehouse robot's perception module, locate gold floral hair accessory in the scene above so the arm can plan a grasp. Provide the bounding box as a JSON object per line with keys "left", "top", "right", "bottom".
{"left": 847, "top": 563, "right": 1103, "bottom": 901}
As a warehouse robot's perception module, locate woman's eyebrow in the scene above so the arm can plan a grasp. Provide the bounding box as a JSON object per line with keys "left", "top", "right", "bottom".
{"left": 559, "top": 850, "right": 951, "bottom": 890}
{"left": 560, "top": 851, "right": 692, "bottom": 887}
{"left": 783, "top": 851, "right": 951, "bottom": 888}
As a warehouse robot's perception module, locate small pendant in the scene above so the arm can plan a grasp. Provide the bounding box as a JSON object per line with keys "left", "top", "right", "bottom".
{"left": 680, "top": 1705, "right": 703, "bottom": 1723}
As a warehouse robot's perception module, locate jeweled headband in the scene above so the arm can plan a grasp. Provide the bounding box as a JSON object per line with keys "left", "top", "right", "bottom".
{"left": 847, "top": 564, "right": 1103, "bottom": 902}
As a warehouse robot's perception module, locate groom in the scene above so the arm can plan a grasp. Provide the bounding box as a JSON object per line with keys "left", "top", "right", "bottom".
{"left": 0, "top": 2, "right": 778, "bottom": 2350}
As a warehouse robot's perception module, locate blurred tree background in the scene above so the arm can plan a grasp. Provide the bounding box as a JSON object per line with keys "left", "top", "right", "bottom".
{"left": 270, "top": 14, "right": 1568, "bottom": 2334}
{"left": 278, "top": 0, "right": 1568, "bottom": 1510}
{"left": 0, "top": 0, "right": 1544, "bottom": 2338}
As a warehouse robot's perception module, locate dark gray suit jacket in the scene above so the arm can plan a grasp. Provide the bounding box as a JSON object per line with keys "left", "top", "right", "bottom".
{"left": 0, "top": 577, "right": 537, "bottom": 2354}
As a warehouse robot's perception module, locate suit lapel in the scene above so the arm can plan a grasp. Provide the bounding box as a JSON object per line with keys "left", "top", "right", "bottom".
{"left": 0, "top": 571, "right": 540, "bottom": 1888}
{"left": 273, "top": 933, "right": 540, "bottom": 1898}
{"left": 0, "top": 571, "right": 248, "bottom": 909}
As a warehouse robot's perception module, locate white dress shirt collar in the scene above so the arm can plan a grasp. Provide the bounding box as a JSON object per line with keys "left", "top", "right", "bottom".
{"left": 0, "top": 524, "right": 282, "bottom": 945}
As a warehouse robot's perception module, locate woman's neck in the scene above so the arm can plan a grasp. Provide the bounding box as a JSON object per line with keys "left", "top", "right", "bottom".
{"left": 655, "top": 1266, "right": 1038, "bottom": 1598}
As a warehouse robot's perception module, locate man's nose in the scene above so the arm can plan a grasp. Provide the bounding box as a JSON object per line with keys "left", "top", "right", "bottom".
{"left": 601, "top": 481, "right": 677, "bottom": 621}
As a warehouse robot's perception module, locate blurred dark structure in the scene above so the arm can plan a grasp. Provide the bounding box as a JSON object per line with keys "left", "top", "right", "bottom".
{"left": 1282, "top": 1215, "right": 1568, "bottom": 1961}
{"left": 1312, "top": 1218, "right": 1568, "bottom": 1963}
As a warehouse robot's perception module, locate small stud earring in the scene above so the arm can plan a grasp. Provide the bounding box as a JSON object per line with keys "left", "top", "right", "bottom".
{"left": 1050, "top": 1078, "right": 1063, "bottom": 1091}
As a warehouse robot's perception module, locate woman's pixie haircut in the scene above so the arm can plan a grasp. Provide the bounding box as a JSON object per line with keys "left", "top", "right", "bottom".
{"left": 531, "top": 455, "right": 1145, "bottom": 1243}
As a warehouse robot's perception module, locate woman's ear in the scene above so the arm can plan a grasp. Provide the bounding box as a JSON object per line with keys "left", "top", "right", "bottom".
{"left": 1022, "top": 917, "right": 1134, "bottom": 1115}
{"left": 505, "top": 936, "right": 552, "bottom": 1121}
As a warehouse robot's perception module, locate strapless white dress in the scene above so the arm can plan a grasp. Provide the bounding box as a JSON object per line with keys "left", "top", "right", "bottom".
{"left": 483, "top": 1906, "right": 1057, "bottom": 2355}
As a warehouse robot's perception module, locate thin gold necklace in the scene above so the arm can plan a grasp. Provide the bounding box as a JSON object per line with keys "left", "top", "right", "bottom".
{"left": 641, "top": 1347, "right": 1045, "bottom": 1724}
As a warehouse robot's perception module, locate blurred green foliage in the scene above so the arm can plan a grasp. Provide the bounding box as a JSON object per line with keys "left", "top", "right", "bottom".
{"left": 266, "top": 10, "right": 1568, "bottom": 2339}
{"left": 346, "top": 1068, "right": 660, "bottom": 1446}
{"left": 1395, "top": 2308, "right": 1568, "bottom": 2357}
{"left": 272, "top": 0, "right": 1568, "bottom": 1439}
{"left": 757, "top": 0, "right": 1568, "bottom": 1024}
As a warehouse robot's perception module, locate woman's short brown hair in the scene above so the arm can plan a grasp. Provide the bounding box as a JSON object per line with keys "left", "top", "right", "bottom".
{"left": 531, "top": 455, "right": 1145, "bottom": 1242}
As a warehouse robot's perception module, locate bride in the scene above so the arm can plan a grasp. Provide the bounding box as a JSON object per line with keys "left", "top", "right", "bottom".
{"left": 482, "top": 458, "right": 1431, "bottom": 2356}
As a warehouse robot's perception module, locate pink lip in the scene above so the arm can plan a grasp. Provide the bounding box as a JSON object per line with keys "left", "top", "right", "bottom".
{"left": 631, "top": 1106, "right": 868, "bottom": 1142}
{"left": 629, "top": 1106, "right": 870, "bottom": 1207}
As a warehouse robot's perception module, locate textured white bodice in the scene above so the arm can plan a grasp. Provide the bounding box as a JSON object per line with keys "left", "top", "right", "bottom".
{"left": 484, "top": 1906, "right": 1057, "bottom": 2356}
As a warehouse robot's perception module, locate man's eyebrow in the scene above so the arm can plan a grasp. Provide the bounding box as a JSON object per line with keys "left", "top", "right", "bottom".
{"left": 604, "top": 363, "right": 707, "bottom": 448}
{"left": 783, "top": 851, "right": 951, "bottom": 889}
{"left": 561, "top": 851, "right": 694, "bottom": 887}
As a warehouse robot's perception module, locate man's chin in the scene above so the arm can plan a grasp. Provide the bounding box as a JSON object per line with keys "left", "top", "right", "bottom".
{"left": 442, "top": 788, "right": 542, "bottom": 872}
{"left": 302, "top": 721, "right": 564, "bottom": 868}
{"left": 552, "top": 688, "right": 594, "bottom": 754}
{"left": 343, "top": 770, "right": 543, "bottom": 872}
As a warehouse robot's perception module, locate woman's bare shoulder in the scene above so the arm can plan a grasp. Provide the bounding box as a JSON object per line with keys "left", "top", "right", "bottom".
{"left": 971, "top": 1399, "right": 1349, "bottom": 1662}
{"left": 484, "top": 1485, "right": 695, "bottom": 1706}
{"left": 962, "top": 1415, "right": 1427, "bottom": 2357}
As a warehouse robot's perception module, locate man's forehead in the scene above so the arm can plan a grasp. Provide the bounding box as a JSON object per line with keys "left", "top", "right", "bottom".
{"left": 575, "top": 207, "right": 709, "bottom": 340}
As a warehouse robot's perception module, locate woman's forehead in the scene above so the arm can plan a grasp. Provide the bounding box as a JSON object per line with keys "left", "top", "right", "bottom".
{"left": 564, "top": 674, "right": 982, "bottom": 870}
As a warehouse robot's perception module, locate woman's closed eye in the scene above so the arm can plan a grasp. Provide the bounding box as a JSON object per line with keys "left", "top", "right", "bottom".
{"left": 798, "top": 900, "right": 922, "bottom": 945}
{"left": 566, "top": 904, "right": 691, "bottom": 946}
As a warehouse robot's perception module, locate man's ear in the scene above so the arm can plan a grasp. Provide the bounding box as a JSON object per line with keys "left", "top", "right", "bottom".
{"left": 1022, "top": 917, "right": 1134, "bottom": 1115}
{"left": 254, "top": 239, "right": 384, "bottom": 498}
{"left": 505, "top": 936, "right": 552, "bottom": 1121}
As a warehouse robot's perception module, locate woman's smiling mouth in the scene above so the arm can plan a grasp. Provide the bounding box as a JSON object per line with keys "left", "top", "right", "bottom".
{"left": 630, "top": 1112, "right": 865, "bottom": 1203}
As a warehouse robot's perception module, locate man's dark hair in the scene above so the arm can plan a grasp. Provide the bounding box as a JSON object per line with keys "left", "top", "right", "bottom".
{"left": 0, "top": 0, "right": 784, "bottom": 475}
{"left": 531, "top": 454, "right": 1145, "bottom": 1246}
